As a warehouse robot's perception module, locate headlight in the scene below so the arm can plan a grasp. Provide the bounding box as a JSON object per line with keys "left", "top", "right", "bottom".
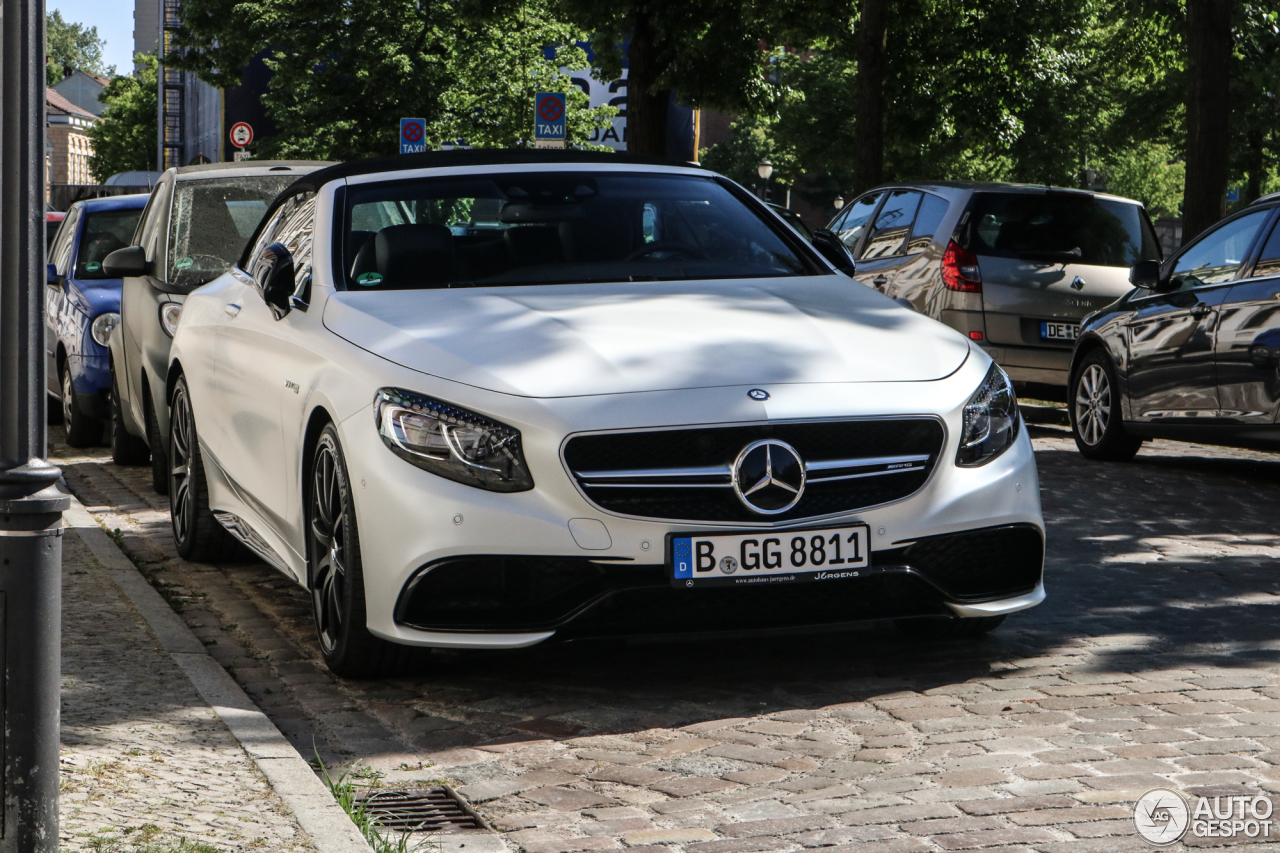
{"left": 90, "top": 312, "right": 120, "bottom": 347}
{"left": 374, "top": 388, "right": 534, "bottom": 492}
{"left": 159, "top": 303, "right": 182, "bottom": 337}
{"left": 956, "top": 363, "right": 1020, "bottom": 467}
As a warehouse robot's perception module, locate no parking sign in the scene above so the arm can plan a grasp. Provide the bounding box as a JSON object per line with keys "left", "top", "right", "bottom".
{"left": 400, "top": 117, "right": 426, "bottom": 154}
{"left": 534, "top": 92, "right": 566, "bottom": 148}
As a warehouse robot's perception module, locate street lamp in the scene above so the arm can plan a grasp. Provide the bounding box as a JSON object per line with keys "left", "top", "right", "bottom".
{"left": 834, "top": 196, "right": 845, "bottom": 211}
{"left": 0, "top": 0, "right": 70, "bottom": 848}
{"left": 757, "top": 160, "right": 773, "bottom": 202}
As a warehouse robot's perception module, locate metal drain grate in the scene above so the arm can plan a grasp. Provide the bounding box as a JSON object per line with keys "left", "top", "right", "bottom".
{"left": 355, "top": 786, "right": 481, "bottom": 833}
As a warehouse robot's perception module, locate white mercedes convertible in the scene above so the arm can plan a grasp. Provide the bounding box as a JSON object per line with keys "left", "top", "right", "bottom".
{"left": 164, "top": 151, "right": 1044, "bottom": 676}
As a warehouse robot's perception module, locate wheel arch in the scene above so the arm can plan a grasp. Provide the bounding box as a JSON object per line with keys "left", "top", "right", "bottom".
{"left": 164, "top": 358, "right": 184, "bottom": 405}
{"left": 300, "top": 405, "right": 336, "bottom": 589}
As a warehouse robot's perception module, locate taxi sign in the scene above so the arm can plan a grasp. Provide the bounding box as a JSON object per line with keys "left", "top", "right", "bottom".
{"left": 534, "top": 92, "right": 566, "bottom": 148}
{"left": 400, "top": 118, "right": 427, "bottom": 154}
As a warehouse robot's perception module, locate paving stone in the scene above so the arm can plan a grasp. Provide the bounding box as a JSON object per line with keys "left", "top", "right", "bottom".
{"left": 930, "top": 827, "right": 1058, "bottom": 849}
{"left": 525, "top": 787, "right": 618, "bottom": 810}
{"left": 623, "top": 829, "right": 716, "bottom": 845}
{"left": 717, "top": 816, "right": 832, "bottom": 838}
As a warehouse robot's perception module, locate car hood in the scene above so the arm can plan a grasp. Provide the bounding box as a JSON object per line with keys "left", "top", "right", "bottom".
{"left": 321, "top": 277, "right": 971, "bottom": 398}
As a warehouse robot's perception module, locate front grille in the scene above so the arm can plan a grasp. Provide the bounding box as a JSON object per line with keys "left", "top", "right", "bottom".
{"left": 563, "top": 418, "right": 946, "bottom": 523}
{"left": 892, "top": 523, "right": 1043, "bottom": 601}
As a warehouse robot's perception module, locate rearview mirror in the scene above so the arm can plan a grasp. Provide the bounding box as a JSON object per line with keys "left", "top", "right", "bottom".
{"left": 811, "top": 229, "right": 856, "bottom": 276}
{"left": 253, "top": 242, "right": 295, "bottom": 318}
{"left": 1129, "top": 259, "right": 1161, "bottom": 289}
{"left": 102, "top": 246, "right": 148, "bottom": 278}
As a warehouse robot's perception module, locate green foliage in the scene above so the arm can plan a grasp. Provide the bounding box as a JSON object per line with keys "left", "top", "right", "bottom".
{"left": 699, "top": 113, "right": 797, "bottom": 194}
{"left": 169, "top": 0, "right": 614, "bottom": 159}
{"left": 88, "top": 55, "right": 158, "bottom": 183}
{"left": 1097, "top": 145, "right": 1185, "bottom": 218}
{"left": 46, "top": 9, "right": 109, "bottom": 85}
{"left": 315, "top": 754, "right": 437, "bottom": 853}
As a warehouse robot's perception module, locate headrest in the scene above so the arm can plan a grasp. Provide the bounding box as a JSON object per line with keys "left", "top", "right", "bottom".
{"left": 376, "top": 224, "right": 454, "bottom": 285}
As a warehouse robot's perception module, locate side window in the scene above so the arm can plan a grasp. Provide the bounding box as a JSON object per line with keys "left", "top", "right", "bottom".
{"left": 1170, "top": 209, "right": 1270, "bottom": 291}
{"left": 249, "top": 193, "right": 317, "bottom": 295}
{"left": 832, "top": 192, "right": 882, "bottom": 252}
{"left": 906, "top": 193, "right": 949, "bottom": 253}
{"left": 1249, "top": 216, "right": 1280, "bottom": 279}
{"left": 861, "top": 190, "right": 922, "bottom": 259}
{"left": 50, "top": 206, "right": 80, "bottom": 275}
{"left": 139, "top": 180, "right": 173, "bottom": 270}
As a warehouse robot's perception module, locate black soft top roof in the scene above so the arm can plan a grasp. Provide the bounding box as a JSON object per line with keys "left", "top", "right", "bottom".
{"left": 282, "top": 149, "right": 698, "bottom": 196}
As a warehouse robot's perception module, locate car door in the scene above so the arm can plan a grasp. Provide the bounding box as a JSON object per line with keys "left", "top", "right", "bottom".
{"left": 117, "top": 176, "right": 173, "bottom": 430}
{"left": 211, "top": 193, "right": 317, "bottom": 535}
{"left": 1125, "top": 208, "right": 1271, "bottom": 420}
{"left": 45, "top": 205, "right": 80, "bottom": 395}
{"left": 1214, "top": 209, "right": 1280, "bottom": 423}
{"left": 852, "top": 190, "right": 924, "bottom": 292}
{"left": 885, "top": 192, "right": 952, "bottom": 308}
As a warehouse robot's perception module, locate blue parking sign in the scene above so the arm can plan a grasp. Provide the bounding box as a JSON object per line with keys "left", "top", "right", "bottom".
{"left": 400, "top": 118, "right": 426, "bottom": 154}
{"left": 534, "top": 93, "right": 566, "bottom": 144}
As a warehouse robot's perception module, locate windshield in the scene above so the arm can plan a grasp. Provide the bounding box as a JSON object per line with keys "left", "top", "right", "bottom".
{"left": 966, "top": 192, "right": 1160, "bottom": 267}
{"left": 168, "top": 176, "right": 296, "bottom": 288}
{"left": 76, "top": 208, "right": 143, "bottom": 279}
{"left": 341, "top": 172, "right": 816, "bottom": 290}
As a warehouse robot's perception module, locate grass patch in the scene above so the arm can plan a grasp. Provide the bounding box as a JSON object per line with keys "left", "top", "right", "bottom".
{"left": 315, "top": 754, "right": 439, "bottom": 853}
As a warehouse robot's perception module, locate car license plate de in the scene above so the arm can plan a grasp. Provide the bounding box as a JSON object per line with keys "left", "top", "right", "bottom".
{"left": 1040, "top": 321, "right": 1080, "bottom": 341}
{"left": 669, "top": 524, "right": 870, "bottom": 588}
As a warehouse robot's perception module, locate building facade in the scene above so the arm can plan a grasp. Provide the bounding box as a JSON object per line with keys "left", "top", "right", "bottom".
{"left": 47, "top": 88, "right": 97, "bottom": 186}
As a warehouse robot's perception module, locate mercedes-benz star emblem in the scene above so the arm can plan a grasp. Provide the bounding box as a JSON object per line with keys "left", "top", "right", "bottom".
{"left": 732, "top": 439, "right": 806, "bottom": 515}
{"left": 747, "top": 389, "right": 770, "bottom": 401}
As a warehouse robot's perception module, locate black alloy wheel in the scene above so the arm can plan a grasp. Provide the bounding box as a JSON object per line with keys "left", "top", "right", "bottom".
{"left": 62, "top": 362, "right": 102, "bottom": 447}
{"left": 1071, "top": 350, "right": 1143, "bottom": 462}
{"left": 168, "top": 376, "right": 237, "bottom": 562}
{"left": 110, "top": 364, "right": 150, "bottom": 465}
{"left": 308, "top": 424, "right": 406, "bottom": 678}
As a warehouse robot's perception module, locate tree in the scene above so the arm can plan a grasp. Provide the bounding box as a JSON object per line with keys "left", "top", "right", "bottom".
{"left": 169, "top": 0, "right": 612, "bottom": 159}
{"left": 553, "top": 0, "right": 800, "bottom": 157}
{"left": 87, "top": 55, "right": 158, "bottom": 182}
{"left": 46, "top": 10, "right": 109, "bottom": 85}
{"left": 851, "top": 0, "right": 889, "bottom": 194}
{"left": 1183, "top": 0, "right": 1232, "bottom": 242}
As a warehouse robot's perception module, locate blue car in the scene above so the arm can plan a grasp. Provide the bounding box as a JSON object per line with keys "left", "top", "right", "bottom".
{"left": 45, "top": 194, "right": 149, "bottom": 446}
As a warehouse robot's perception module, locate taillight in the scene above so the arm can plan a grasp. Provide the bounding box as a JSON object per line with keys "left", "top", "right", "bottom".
{"left": 942, "top": 241, "right": 982, "bottom": 292}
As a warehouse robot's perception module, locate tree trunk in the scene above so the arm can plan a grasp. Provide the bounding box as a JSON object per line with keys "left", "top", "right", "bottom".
{"left": 851, "top": 0, "right": 890, "bottom": 195}
{"left": 1183, "top": 0, "right": 1232, "bottom": 244}
{"left": 1243, "top": 127, "right": 1264, "bottom": 204}
{"left": 627, "top": 5, "right": 670, "bottom": 158}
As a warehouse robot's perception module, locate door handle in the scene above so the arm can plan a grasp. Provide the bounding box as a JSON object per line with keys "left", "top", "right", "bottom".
{"left": 872, "top": 275, "right": 889, "bottom": 287}
{"left": 225, "top": 303, "right": 241, "bottom": 318}
{"left": 1190, "top": 303, "right": 1211, "bottom": 318}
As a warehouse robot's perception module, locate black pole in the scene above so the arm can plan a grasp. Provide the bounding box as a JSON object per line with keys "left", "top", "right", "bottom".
{"left": 0, "top": 0, "right": 70, "bottom": 846}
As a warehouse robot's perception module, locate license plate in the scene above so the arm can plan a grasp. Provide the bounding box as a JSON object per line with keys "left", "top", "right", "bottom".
{"left": 669, "top": 524, "right": 870, "bottom": 588}
{"left": 1040, "top": 321, "right": 1079, "bottom": 341}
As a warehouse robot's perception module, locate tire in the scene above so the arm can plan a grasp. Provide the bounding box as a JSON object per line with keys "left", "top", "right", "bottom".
{"left": 169, "top": 376, "right": 239, "bottom": 562}
{"left": 147, "top": 395, "right": 169, "bottom": 494}
{"left": 110, "top": 365, "right": 151, "bottom": 466}
{"left": 1071, "top": 350, "right": 1142, "bottom": 462}
{"left": 62, "top": 362, "right": 103, "bottom": 447}
{"left": 895, "top": 615, "right": 1006, "bottom": 639}
{"left": 308, "top": 424, "right": 409, "bottom": 678}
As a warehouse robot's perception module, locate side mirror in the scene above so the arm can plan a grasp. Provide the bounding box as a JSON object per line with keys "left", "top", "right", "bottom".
{"left": 1129, "top": 259, "right": 1161, "bottom": 289}
{"left": 811, "top": 229, "right": 856, "bottom": 276}
{"left": 253, "top": 242, "right": 295, "bottom": 318}
{"left": 102, "top": 245, "right": 148, "bottom": 278}
{"left": 46, "top": 263, "right": 60, "bottom": 286}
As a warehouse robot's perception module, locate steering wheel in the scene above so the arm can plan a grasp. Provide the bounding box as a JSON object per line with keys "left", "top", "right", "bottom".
{"left": 624, "top": 241, "right": 706, "bottom": 262}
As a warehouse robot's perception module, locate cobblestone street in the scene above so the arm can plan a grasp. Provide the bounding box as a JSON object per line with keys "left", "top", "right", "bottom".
{"left": 54, "top": 426, "right": 1280, "bottom": 851}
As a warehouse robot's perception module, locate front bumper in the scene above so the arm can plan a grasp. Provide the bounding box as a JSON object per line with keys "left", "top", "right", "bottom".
{"left": 69, "top": 354, "right": 111, "bottom": 420}
{"left": 393, "top": 523, "right": 1044, "bottom": 643}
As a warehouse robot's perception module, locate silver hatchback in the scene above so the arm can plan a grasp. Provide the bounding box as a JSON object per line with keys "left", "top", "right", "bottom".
{"left": 811, "top": 182, "right": 1162, "bottom": 388}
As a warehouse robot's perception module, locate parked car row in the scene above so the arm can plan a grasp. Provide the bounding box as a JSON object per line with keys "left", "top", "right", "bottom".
{"left": 39, "top": 148, "right": 1271, "bottom": 678}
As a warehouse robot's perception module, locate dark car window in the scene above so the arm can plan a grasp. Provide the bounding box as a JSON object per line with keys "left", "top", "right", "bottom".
{"left": 968, "top": 192, "right": 1159, "bottom": 267}
{"left": 50, "top": 207, "right": 79, "bottom": 275}
{"left": 830, "top": 192, "right": 882, "bottom": 252}
{"left": 907, "top": 193, "right": 949, "bottom": 253}
{"left": 341, "top": 172, "right": 817, "bottom": 291}
{"left": 1248, "top": 215, "right": 1280, "bottom": 279}
{"left": 248, "top": 192, "right": 317, "bottom": 296}
{"left": 168, "top": 176, "right": 296, "bottom": 288}
{"left": 75, "top": 209, "right": 144, "bottom": 279}
{"left": 861, "top": 190, "right": 922, "bottom": 259}
{"left": 1169, "top": 209, "right": 1271, "bottom": 291}
{"left": 45, "top": 217, "right": 64, "bottom": 252}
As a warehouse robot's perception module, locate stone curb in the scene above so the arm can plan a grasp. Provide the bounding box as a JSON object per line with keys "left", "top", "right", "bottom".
{"left": 61, "top": 488, "right": 377, "bottom": 853}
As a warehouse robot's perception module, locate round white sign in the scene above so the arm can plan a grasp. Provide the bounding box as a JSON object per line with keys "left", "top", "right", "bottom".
{"left": 229, "top": 122, "right": 254, "bottom": 149}
{"left": 1134, "top": 789, "right": 1189, "bottom": 845}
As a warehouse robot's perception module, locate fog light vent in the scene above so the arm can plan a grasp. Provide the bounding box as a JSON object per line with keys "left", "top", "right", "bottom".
{"left": 354, "top": 786, "right": 482, "bottom": 833}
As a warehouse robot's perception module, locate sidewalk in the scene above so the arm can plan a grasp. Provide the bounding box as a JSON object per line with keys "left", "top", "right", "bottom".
{"left": 59, "top": 491, "right": 371, "bottom": 853}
